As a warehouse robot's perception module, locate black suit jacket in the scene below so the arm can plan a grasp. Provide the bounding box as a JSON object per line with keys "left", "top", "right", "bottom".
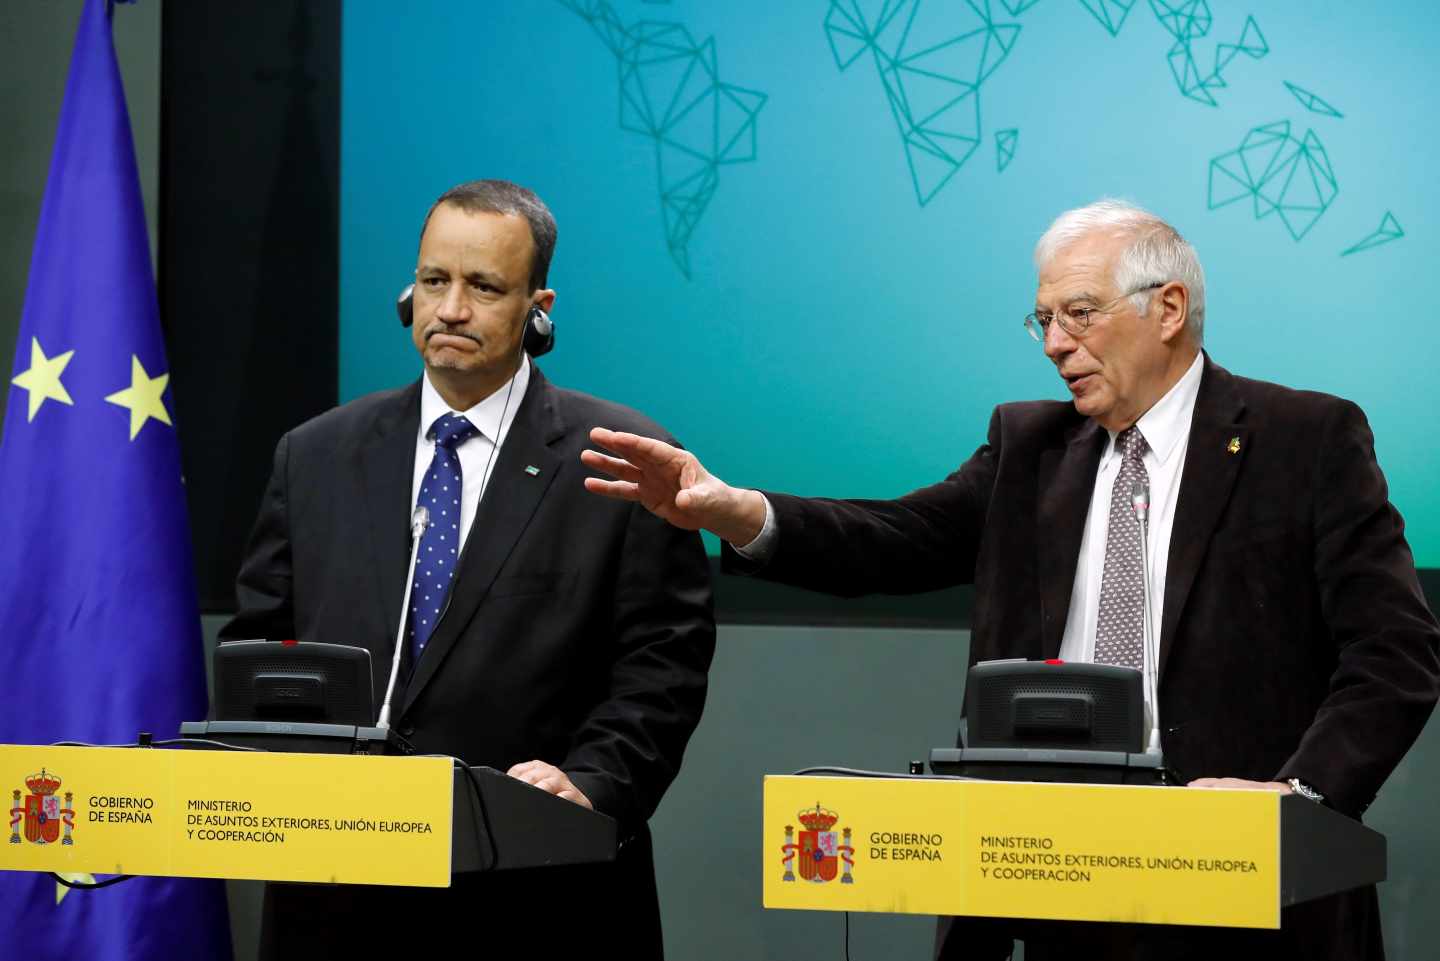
{"left": 224, "top": 367, "right": 715, "bottom": 956}
{"left": 727, "top": 356, "right": 1439, "bottom": 960}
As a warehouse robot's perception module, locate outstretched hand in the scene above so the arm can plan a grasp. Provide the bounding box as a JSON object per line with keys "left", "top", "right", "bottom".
{"left": 582, "top": 427, "right": 766, "bottom": 546}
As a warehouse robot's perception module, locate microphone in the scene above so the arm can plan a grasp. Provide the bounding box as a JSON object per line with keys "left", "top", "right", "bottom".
{"left": 1130, "top": 479, "right": 1162, "bottom": 756}
{"left": 376, "top": 506, "right": 430, "bottom": 731}
{"left": 1130, "top": 481, "right": 1148, "bottom": 524}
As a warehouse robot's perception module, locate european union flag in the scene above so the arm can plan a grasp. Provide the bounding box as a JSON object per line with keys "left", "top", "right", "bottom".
{"left": 0, "top": 1, "right": 232, "bottom": 957}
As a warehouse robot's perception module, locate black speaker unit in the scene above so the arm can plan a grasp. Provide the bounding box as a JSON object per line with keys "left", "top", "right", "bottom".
{"left": 929, "top": 659, "right": 1167, "bottom": 785}
{"left": 180, "top": 640, "right": 396, "bottom": 755}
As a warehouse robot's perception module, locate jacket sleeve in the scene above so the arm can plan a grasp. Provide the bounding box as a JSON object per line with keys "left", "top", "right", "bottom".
{"left": 561, "top": 500, "right": 716, "bottom": 829}
{"left": 1275, "top": 399, "right": 1440, "bottom": 815}
{"left": 218, "top": 433, "right": 297, "bottom": 644}
{"left": 720, "top": 407, "right": 1002, "bottom": 597}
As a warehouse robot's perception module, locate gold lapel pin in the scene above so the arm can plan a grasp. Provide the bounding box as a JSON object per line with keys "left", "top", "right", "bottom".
{"left": 1226, "top": 437, "right": 1241, "bottom": 455}
{"left": 524, "top": 465, "right": 541, "bottom": 476}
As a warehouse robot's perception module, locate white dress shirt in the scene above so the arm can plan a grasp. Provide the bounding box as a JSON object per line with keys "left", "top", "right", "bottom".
{"left": 412, "top": 357, "right": 530, "bottom": 556}
{"left": 1058, "top": 351, "right": 1204, "bottom": 725}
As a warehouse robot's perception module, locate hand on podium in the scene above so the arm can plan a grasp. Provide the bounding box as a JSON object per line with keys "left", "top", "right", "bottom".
{"left": 507, "top": 760, "right": 593, "bottom": 809}
{"left": 583, "top": 427, "right": 767, "bottom": 547}
{"left": 1188, "top": 777, "right": 1291, "bottom": 793}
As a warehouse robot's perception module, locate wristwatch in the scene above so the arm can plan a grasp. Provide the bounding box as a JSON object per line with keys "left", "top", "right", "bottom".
{"left": 1286, "top": 777, "right": 1325, "bottom": 804}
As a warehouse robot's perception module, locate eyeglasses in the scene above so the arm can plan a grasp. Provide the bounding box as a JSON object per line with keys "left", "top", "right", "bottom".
{"left": 1024, "top": 282, "right": 1165, "bottom": 342}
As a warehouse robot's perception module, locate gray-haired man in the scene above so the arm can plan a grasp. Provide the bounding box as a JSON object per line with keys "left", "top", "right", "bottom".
{"left": 585, "top": 200, "right": 1440, "bottom": 960}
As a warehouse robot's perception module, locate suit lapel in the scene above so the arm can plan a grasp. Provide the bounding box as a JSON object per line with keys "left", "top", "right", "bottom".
{"left": 1036, "top": 416, "right": 1106, "bottom": 658}
{"left": 357, "top": 380, "right": 423, "bottom": 682}
{"left": 1160, "top": 356, "right": 1247, "bottom": 679}
{"left": 402, "top": 369, "right": 564, "bottom": 712}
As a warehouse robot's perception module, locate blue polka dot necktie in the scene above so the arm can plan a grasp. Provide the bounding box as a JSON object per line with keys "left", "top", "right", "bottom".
{"left": 410, "top": 412, "right": 479, "bottom": 661}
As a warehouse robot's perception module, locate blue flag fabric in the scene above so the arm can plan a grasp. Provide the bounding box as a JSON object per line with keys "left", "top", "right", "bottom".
{"left": 0, "top": 1, "right": 232, "bottom": 957}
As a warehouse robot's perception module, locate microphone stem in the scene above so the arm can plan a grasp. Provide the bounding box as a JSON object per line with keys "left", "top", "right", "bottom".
{"left": 1136, "top": 513, "right": 1161, "bottom": 754}
{"left": 377, "top": 513, "right": 428, "bottom": 731}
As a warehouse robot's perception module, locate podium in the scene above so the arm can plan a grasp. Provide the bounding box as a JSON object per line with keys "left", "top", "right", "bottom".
{"left": 762, "top": 774, "right": 1384, "bottom": 929}
{"left": 0, "top": 744, "right": 615, "bottom": 886}
{"left": 451, "top": 763, "right": 615, "bottom": 873}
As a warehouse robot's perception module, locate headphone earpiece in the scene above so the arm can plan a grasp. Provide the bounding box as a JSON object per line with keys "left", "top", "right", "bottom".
{"left": 397, "top": 283, "right": 415, "bottom": 328}
{"left": 524, "top": 305, "right": 555, "bottom": 357}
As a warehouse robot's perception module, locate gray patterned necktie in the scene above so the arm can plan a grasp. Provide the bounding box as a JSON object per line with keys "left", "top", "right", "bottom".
{"left": 1094, "top": 426, "right": 1150, "bottom": 670}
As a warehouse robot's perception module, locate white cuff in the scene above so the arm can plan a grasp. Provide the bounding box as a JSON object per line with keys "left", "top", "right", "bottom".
{"left": 731, "top": 493, "right": 777, "bottom": 561}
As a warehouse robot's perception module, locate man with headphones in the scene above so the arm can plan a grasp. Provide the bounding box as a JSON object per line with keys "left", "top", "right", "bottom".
{"left": 223, "top": 179, "right": 716, "bottom": 957}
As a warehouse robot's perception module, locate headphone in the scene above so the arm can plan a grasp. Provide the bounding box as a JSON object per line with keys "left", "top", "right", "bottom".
{"left": 395, "top": 283, "right": 555, "bottom": 358}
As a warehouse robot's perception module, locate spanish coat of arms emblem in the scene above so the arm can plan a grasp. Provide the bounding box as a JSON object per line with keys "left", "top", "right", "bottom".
{"left": 9, "top": 768, "right": 76, "bottom": 846}
{"left": 781, "top": 802, "right": 854, "bottom": 883}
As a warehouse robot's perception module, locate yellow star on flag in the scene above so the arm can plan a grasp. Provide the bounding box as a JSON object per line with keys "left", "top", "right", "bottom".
{"left": 10, "top": 337, "right": 75, "bottom": 422}
{"left": 55, "top": 872, "right": 97, "bottom": 905}
{"left": 105, "top": 355, "right": 173, "bottom": 440}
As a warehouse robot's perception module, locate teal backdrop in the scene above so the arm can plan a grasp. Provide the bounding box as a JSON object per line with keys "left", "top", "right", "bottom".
{"left": 340, "top": 0, "right": 1439, "bottom": 563}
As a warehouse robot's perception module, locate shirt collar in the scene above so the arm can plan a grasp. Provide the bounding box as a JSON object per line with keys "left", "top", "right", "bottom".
{"left": 1103, "top": 351, "right": 1203, "bottom": 466}
{"left": 419, "top": 355, "right": 531, "bottom": 444}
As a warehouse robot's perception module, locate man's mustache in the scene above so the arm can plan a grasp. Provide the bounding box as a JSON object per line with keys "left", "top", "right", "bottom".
{"left": 422, "top": 324, "right": 481, "bottom": 345}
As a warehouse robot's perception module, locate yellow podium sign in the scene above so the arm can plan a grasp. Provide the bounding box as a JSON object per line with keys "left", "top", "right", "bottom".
{"left": 764, "top": 775, "right": 1280, "bottom": 928}
{"left": 1, "top": 745, "right": 452, "bottom": 886}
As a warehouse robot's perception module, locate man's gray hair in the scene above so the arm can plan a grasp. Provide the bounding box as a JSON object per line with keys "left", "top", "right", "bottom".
{"left": 1033, "top": 199, "right": 1206, "bottom": 342}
